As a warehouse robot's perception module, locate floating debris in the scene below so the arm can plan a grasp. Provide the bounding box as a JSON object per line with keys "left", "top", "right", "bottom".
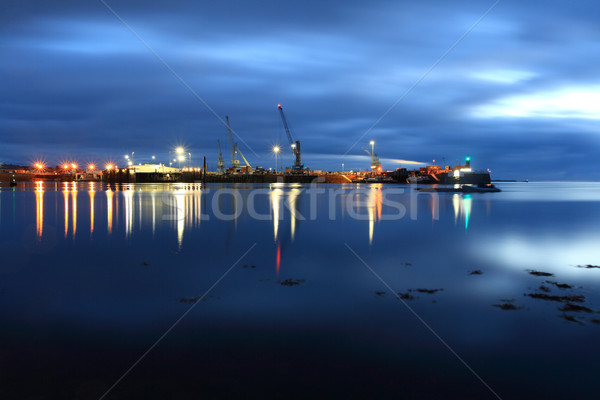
{"left": 375, "top": 291, "right": 385, "bottom": 297}
{"left": 397, "top": 292, "right": 414, "bottom": 300}
{"left": 525, "top": 293, "right": 585, "bottom": 303}
{"left": 545, "top": 281, "right": 574, "bottom": 289}
{"left": 539, "top": 285, "right": 551, "bottom": 293}
{"left": 576, "top": 264, "right": 600, "bottom": 269}
{"left": 527, "top": 270, "right": 554, "bottom": 277}
{"left": 415, "top": 288, "right": 443, "bottom": 294}
{"left": 559, "top": 303, "right": 595, "bottom": 313}
{"left": 178, "top": 296, "right": 199, "bottom": 303}
{"left": 560, "top": 314, "right": 584, "bottom": 325}
{"left": 493, "top": 303, "right": 522, "bottom": 310}
{"left": 469, "top": 270, "right": 483, "bottom": 275}
{"left": 279, "top": 279, "right": 305, "bottom": 286}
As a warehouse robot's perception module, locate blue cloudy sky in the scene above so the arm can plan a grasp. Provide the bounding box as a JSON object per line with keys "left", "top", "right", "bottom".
{"left": 1, "top": 0, "right": 599, "bottom": 179}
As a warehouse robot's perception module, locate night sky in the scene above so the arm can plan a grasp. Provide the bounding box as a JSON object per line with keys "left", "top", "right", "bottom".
{"left": 2, "top": 0, "right": 599, "bottom": 179}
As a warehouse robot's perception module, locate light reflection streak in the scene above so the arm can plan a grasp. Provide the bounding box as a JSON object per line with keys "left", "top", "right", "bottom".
{"left": 368, "top": 186, "right": 382, "bottom": 245}
{"left": 35, "top": 182, "right": 43, "bottom": 240}
{"left": 463, "top": 195, "right": 472, "bottom": 231}
{"left": 106, "top": 188, "right": 113, "bottom": 234}
{"left": 71, "top": 182, "right": 77, "bottom": 237}
{"left": 63, "top": 183, "right": 69, "bottom": 238}
{"left": 151, "top": 191, "right": 156, "bottom": 236}
{"left": 288, "top": 188, "right": 300, "bottom": 241}
{"left": 271, "top": 188, "right": 282, "bottom": 241}
{"left": 89, "top": 182, "right": 95, "bottom": 236}
{"left": 276, "top": 241, "right": 281, "bottom": 278}
{"left": 175, "top": 189, "right": 185, "bottom": 250}
{"left": 124, "top": 189, "right": 133, "bottom": 238}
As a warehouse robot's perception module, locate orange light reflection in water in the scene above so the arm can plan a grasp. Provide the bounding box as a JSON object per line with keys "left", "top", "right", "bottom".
{"left": 35, "top": 182, "right": 44, "bottom": 240}
{"left": 89, "top": 182, "right": 95, "bottom": 235}
{"left": 63, "top": 183, "right": 69, "bottom": 238}
{"left": 106, "top": 189, "right": 113, "bottom": 234}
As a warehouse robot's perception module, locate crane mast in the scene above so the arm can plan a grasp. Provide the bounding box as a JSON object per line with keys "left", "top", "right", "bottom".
{"left": 217, "top": 139, "right": 225, "bottom": 174}
{"left": 226, "top": 116, "right": 239, "bottom": 170}
{"left": 277, "top": 104, "right": 303, "bottom": 173}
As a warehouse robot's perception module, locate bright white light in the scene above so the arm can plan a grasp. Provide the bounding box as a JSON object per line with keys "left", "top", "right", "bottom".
{"left": 473, "top": 87, "right": 600, "bottom": 119}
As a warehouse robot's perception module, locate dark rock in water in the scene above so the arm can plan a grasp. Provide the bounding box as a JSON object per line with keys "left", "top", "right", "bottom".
{"left": 415, "top": 288, "right": 443, "bottom": 294}
{"left": 469, "top": 270, "right": 483, "bottom": 275}
{"left": 539, "top": 285, "right": 551, "bottom": 293}
{"left": 576, "top": 264, "right": 600, "bottom": 269}
{"left": 545, "top": 280, "right": 574, "bottom": 289}
{"left": 397, "top": 292, "right": 414, "bottom": 300}
{"left": 178, "top": 297, "right": 199, "bottom": 303}
{"left": 141, "top": 261, "right": 150, "bottom": 266}
{"left": 279, "top": 279, "right": 305, "bottom": 286}
{"left": 560, "top": 314, "right": 584, "bottom": 325}
{"left": 527, "top": 270, "right": 554, "bottom": 277}
{"left": 493, "top": 303, "right": 522, "bottom": 310}
{"left": 375, "top": 291, "right": 385, "bottom": 297}
{"left": 525, "top": 293, "right": 585, "bottom": 303}
{"left": 559, "top": 303, "right": 595, "bottom": 313}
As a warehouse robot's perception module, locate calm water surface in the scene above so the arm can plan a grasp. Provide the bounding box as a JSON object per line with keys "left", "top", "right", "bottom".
{"left": 1, "top": 181, "right": 599, "bottom": 399}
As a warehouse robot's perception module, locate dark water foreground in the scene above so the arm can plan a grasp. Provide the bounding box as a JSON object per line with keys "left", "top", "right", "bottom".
{"left": 1, "top": 182, "right": 599, "bottom": 399}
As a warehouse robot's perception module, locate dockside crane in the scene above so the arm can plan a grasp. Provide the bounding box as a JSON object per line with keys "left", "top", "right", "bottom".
{"left": 362, "top": 145, "right": 382, "bottom": 172}
{"left": 217, "top": 139, "right": 225, "bottom": 174}
{"left": 277, "top": 104, "right": 304, "bottom": 173}
{"left": 226, "top": 116, "right": 240, "bottom": 171}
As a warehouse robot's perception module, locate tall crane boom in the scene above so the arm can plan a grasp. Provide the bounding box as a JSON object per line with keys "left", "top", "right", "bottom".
{"left": 277, "top": 104, "right": 303, "bottom": 172}
{"left": 217, "top": 139, "right": 225, "bottom": 174}
{"left": 226, "top": 116, "right": 239, "bottom": 169}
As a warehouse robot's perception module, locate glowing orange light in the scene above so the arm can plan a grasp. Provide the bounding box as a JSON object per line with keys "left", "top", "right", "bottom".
{"left": 71, "top": 163, "right": 77, "bottom": 169}
{"left": 88, "top": 164, "right": 95, "bottom": 170}
{"left": 63, "top": 164, "right": 69, "bottom": 170}
{"left": 277, "top": 104, "right": 282, "bottom": 108}
{"left": 106, "top": 164, "right": 113, "bottom": 170}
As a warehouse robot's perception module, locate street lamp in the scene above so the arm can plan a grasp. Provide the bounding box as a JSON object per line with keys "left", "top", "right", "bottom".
{"left": 342, "top": 163, "right": 344, "bottom": 172}
{"left": 273, "top": 146, "right": 280, "bottom": 173}
{"left": 176, "top": 147, "right": 184, "bottom": 155}
{"left": 370, "top": 140, "right": 375, "bottom": 156}
{"left": 177, "top": 155, "right": 185, "bottom": 169}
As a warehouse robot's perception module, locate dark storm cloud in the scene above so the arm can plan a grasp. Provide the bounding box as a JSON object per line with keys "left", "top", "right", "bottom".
{"left": 1, "top": 0, "right": 599, "bottom": 178}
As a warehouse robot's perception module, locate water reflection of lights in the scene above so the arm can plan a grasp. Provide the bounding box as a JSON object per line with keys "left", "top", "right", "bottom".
{"left": 124, "top": 189, "right": 134, "bottom": 238}
{"left": 63, "top": 183, "right": 69, "bottom": 238}
{"left": 106, "top": 188, "right": 113, "bottom": 234}
{"left": 288, "top": 188, "right": 300, "bottom": 241}
{"left": 175, "top": 188, "right": 185, "bottom": 250}
{"left": 35, "top": 182, "right": 44, "bottom": 240}
{"left": 451, "top": 194, "right": 473, "bottom": 231}
{"left": 271, "top": 188, "right": 282, "bottom": 241}
{"left": 368, "top": 186, "right": 383, "bottom": 245}
{"left": 71, "top": 182, "right": 77, "bottom": 237}
{"left": 89, "top": 182, "right": 95, "bottom": 235}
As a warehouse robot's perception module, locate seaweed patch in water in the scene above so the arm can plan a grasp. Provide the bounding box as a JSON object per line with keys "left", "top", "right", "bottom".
{"left": 560, "top": 314, "right": 584, "bottom": 325}
{"left": 559, "top": 303, "right": 595, "bottom": 313}
{"left": 545, "top": 280, "right": 574, "bottom": 289}
{"left": 415, "top": 288, "right": 444, "bottom": 294}
{"left": 525, "top": 293, "right": 585, "bottom": 302}
{"left": 527, "top": 270, "right": 554, "bottom": 277}
{"left": 279, "top": 279, "right": 305, "bottom": 286}
{"left": 397, "top": 292, "right": 414, "bottom": 300}
{"left": 493, "top": 303, "right": 522, "bottom": 310}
